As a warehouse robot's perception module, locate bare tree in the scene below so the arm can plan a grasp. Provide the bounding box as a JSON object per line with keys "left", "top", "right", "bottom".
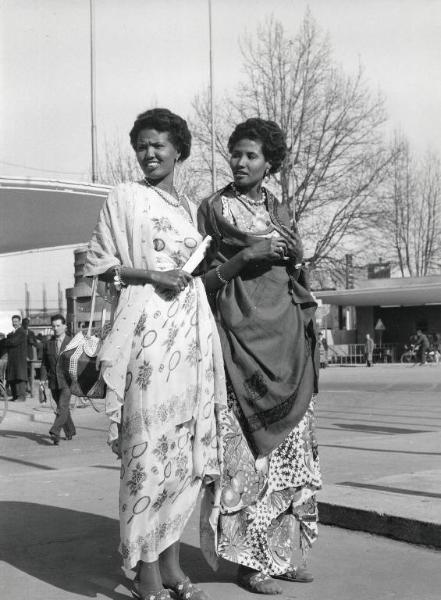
{"left": 97, "top": 137, "right": 206, "bottom": 201}
{"left": 191, "top": 12, "right": 394, "bottom": 274}
{"left": 98, "top": 137, "right": 141, "bottom": 185}
{"left": 379, "top": 137, "right": 441, "bottom": 276}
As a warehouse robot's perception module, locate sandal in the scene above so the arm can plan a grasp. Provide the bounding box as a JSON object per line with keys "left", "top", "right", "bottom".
{"left": 273, "top": 566, "right": 314, "bottom": 583}
{"left": 166, "top": 576, "right": 212, "bottom": 600}
{"left": 238, "top": 571, "right": 282, "bottom": 595}
{"left": 131, "top": 583, "right": 172, "bottom": 600}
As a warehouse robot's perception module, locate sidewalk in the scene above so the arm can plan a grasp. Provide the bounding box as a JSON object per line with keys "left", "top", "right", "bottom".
{"left": 3, "top": 364, "right": 441, "bottom": 549}
{"left": 317, "top": 363, "right": 441, "bottom": 548}
{"left": 1, "top": 367, "right": 441, "bottom": 599}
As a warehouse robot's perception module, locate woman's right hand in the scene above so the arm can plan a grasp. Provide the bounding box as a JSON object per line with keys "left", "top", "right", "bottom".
{"left": 153, "top": 269, "right": 193, "bottom": 293}
{"left": 242, "top": 237, "right": 288, "bottom": 264}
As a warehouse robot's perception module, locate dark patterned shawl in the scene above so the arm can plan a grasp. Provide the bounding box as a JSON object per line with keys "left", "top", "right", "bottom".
{"left": 197, "top": 185, "right": 319, "bottom": 457}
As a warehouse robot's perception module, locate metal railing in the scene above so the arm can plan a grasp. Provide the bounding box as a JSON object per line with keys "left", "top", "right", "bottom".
{"left": 327, "top": 343, "right": 398, "bottom": 365}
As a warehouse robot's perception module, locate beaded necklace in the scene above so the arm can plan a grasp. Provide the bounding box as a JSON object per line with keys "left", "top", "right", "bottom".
{"left": 223, "top": 186, "right": 274, "bottom": 235}
{"left": 231, "top": 182, "right": 266, "bottom": 206}
{"left": 144, "top": 178, "right": 193, "bottom": 223}
{"left": 144, "top": 178, "right": 180, "bottom": 207}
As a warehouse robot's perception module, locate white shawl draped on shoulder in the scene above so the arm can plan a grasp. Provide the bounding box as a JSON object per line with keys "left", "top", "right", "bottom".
{"left": 84, "top": 182, "right": 158, "bottom": 442}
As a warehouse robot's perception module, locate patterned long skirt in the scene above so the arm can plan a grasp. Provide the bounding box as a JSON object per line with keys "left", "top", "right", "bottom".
{"left": 213, "top": 395, "right": 322, "bottom": 575}
{"left": 119, "top": 421, "right": 201, "bottom": 569}
{"left": 118, "top": 280, "right": 220, "bottom": 570}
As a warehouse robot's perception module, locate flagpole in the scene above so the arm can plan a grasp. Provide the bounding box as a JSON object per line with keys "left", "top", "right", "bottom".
{"left": 208, "top": 0, "right": 216, "bottom": 192}
{"left": 90, "top": 0, "right": 98, "bottom": 183}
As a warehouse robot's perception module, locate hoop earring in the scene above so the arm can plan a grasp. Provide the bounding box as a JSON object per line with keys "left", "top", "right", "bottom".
{"left": 264, "top": 168, "right": 270, "bottom": 182}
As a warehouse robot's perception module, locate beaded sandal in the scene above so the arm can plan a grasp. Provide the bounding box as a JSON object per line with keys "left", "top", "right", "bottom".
{"left": 166, "top": 576, "right": 212, "bottom": 600}
{"left": 238, "top": 571, "right": 282, "bottom": 595}
{"left": 131, "top": 584, "right": 172, "bottom": 600}
{"left": 273, "top": 566, "right": 314, "bottom": 583}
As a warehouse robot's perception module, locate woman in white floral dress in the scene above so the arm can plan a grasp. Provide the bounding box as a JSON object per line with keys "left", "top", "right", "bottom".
{"left": 85, "top": 108, "right": 226, "bottom": 600}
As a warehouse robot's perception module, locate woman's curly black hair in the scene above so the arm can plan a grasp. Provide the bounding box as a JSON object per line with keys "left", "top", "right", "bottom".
{"left": 227, "top": 118, "right": 287, "bottom": 174}
{"left": 129, "top": 108, "right": 191, "bottom": 161}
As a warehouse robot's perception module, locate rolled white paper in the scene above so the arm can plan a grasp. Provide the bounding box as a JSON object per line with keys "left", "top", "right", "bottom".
{"left": 182, "top": 235, "right": 212, "bottom": 274}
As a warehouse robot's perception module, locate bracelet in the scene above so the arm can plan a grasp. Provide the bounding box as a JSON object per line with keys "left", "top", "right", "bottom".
{"left": 215, "top": 265, "right": 229, "bottom": 285}
{"left": 113, "top": 265, "right": 127, "bottom": 291}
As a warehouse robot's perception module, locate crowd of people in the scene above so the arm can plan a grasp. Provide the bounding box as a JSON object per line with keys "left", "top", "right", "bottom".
{"left": 0, "top": 315, "right": 38, "bottom": 400}
{"left": 0, "top": 314, "right": 77, "bottom": 444}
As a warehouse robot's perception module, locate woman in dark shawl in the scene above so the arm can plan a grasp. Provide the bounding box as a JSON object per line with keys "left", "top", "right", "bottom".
{"left": 198, "top": 118, "right": 322, "bottom": 595}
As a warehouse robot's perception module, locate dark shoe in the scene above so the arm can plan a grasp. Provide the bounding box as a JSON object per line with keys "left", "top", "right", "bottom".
{"left": 65, "top": 433, "right": 76, "bottom": 441}
{"left": 273, "top": 566, "right": 314, "bottom": 583}
{"left": 238, "top": 570, "right": 282, "bottom": 595}
{"left": 49, "top": 433, "right": 60, "bottom": 446}
{"left": 166, "top": 577, "right": 212, "bottom": 600}
{"left": 131, "top": 583, "right": 172, "bottom": 600}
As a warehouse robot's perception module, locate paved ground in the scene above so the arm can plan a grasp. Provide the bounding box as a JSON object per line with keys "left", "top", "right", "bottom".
{"left": 0, "top": 364, "right": 440, "bottom": 599}
{"left": 318, "top": 364, "right": 441, "bottom": 547}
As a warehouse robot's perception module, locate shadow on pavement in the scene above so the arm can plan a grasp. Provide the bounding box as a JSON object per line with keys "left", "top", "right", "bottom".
{"left": 0, "top": 429, "right": 53, "bottom": 446}
{"left": 0, "top": 501, "right": 127, "bottom": 599}
{"left": 180, "top": 543, "right": 237, "bottom": 584}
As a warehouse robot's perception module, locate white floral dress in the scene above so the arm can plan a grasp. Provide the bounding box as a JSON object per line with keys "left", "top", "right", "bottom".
{"left": 118, "top": 195, "right": 224, "bottom": 569}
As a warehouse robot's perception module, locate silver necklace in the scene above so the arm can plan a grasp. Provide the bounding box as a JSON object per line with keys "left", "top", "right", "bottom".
{"left": 144, "top": 178, "right": 180, "bottom": 207}
{"left": 231, "top": 183, "right": 267, "bottom": 206}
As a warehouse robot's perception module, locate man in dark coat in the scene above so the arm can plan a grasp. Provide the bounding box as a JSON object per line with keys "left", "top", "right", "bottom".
{"left": 415, "top": 329, "right": 430, "bottom": 365}
{"left": 40, "top": 314, "right": 76, "bottom": 445}
{"left": 0, "top": 333, "right": 7, "bottom": 384}
{"left": 6, "top": 315, "right": 27, "bottom": 401}
{"left": 22, "top": 317, "right": 38, "bottom": 394}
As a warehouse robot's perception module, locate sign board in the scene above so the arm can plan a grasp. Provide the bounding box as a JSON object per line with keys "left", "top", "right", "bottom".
{"left": 375, "top": 318, "right": 386, "bottom": 331}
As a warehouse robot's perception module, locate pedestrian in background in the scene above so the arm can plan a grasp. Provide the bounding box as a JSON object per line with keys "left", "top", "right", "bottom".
{"left": 22, "top": 317, "right": 37, "bottom": 395}
{"left": 40, "top": 314, "right": 76, "bottom": 445}
{"left": 319, "top": 331, "right": 329, "bottom": 368}
{"left": 365, "top": 333, "right": 375, "bottom": 367}
{"left": 0, "top": 333, "right": 8, "bottom": 384}
{"left": 415, "top": 329, "right": 430, "bottom": 365}
{"left": 5, "top": 315, "right": 27, "bottom": 401}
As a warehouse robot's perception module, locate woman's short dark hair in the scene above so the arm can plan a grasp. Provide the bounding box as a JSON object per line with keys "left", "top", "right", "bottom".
{"left": 129, "top": 108, "right": 191, "bottom": 161}
{"left": 227, "top": 118, "right": 287, "bottom": 174}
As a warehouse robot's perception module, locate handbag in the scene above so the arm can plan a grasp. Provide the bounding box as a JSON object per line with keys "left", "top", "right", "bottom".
{"left": 60, "top": 276, "right": 107, "bottom": 399}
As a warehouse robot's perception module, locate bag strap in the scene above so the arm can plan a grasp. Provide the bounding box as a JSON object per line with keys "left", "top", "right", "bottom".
{"left": 87, "top": 276, "right": 99, "bottom": 338}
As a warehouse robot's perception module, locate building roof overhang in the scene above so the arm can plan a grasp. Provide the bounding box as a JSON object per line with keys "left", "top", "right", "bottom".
{"left": 0, "top": 176, "right": 111, "bottom": 253}
{"left": 315, "top": 277, "right": 441, "bottom": 307}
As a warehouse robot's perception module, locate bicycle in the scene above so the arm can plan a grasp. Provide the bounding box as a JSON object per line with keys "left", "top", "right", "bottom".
{"left": 0, "top": 379, "right": 8, "bottom": 425}
{"left": 400, "top": 344, "right": 418, "bottom": 364}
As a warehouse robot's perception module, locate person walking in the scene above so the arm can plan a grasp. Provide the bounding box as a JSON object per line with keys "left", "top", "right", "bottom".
{"left": 40, "top": 314, "right": 76, "bottom": 445}
{"left": 365, "top": 333, "right": 375, "bottom": 367}
{"left": 5, "top": 315, "right": 27, "bottom": 401}
{"left": 415, "top": 329, "right": 430, "bottom": 365}
{"left": 198, "top": 118, "right": 321, "bottom": 595}
{"left": 84, "top": 108, "right": 226, "bottom": 600}
{"left": 0, "top": 333, "right": 7, "bottom": 384}
{"left": 22, "top": 317, "right": 37, "bottom": 395}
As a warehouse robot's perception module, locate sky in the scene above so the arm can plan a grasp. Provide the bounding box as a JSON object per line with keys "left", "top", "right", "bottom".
{"left": 1, "top": 0, "right": 440, "bottom": 182}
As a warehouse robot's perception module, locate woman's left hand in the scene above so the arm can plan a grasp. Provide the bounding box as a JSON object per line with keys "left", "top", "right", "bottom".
{"left": 280, "top": 227, "right": 304, "bottom": 262}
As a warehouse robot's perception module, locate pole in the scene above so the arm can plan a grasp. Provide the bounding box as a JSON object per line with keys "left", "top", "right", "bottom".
{"left": 208, "top": 0, "right": 216, "bottom": 192}
{"left": 89, "top": 0, "right": 98, "bottom": 182}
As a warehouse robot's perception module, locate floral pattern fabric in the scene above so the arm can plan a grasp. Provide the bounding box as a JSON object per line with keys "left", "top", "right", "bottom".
{"left": 212, "top": 392, "right": 321, "bottom": 575}
{"left": 118, "top": 194, "right": 226, "bottom": 569}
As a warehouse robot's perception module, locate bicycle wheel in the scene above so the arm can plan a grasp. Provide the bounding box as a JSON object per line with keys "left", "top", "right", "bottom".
{"left": 400, "top": 352, "right": 412, "bottom": 363}
{"left": 0, "top": 381, "right": 8, "bottom": 425}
